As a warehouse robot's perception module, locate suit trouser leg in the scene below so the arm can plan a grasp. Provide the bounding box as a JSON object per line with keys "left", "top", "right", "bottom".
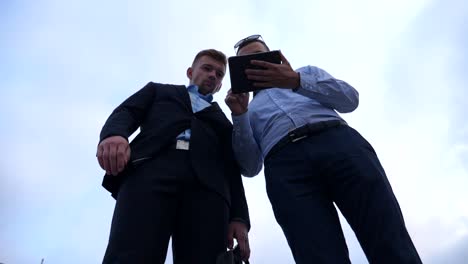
{"left": 102, "top": 151, "right": 179, "bottom": 263}
{"left": 327, "top": 126, "right": 422, "bottom": 263}
{"left": 264, "top": 125, "right": 421, "bottom": 264}
{"left": 171, "top": 182, "right": 229, "bottom": 264}
{"left": 103, "top": 149, "right": 228, "bottom": 264}
{"left": 265, "top": 137, "right": 351, "bottom": 264}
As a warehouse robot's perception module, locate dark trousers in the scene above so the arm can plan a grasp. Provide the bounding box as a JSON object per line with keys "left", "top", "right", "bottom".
{"left": 264, "top": 125, "right": 422, "bottom": 264}
{"left": 103, "top": 148, "right": 229, "bottom": 264}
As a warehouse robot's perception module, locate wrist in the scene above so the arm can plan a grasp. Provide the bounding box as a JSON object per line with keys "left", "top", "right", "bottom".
{"left": 232, "top": 108, "right": 248, "bottom": 116}
{"left": 292, "top": 72, "right": 301, "bottom": 91}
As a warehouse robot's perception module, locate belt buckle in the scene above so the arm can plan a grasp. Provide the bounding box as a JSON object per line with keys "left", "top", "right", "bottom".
{"left": 288, "top": 125, "right": 308, "bottom": 143}
{"left": 176, "top": 140, "right": 190, "bottom": 150}
{"left": 290, "top": 133, "right": 308, "bottom": 142}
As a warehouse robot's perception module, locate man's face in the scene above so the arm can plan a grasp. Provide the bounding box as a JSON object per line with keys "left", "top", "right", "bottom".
{"left": 187, "top": 55, "right": 226, "bottom": 95}
{"left": 237, "top": 41, "right": 269, "bottom": 56}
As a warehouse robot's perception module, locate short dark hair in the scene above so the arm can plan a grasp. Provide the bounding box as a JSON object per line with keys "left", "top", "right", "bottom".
{"left": 235, "top": 35, "right": 270, "bottom": 54}
{"left": 192, "top": 49, "right": 227, "bottom": 67}
{"left": 237, "top": 40, "right": 270, "bottom": 55}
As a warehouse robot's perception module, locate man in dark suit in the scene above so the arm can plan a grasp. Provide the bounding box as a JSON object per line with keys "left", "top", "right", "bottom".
{"left": 96, "top": 49, "right": 250, "bottom": 264}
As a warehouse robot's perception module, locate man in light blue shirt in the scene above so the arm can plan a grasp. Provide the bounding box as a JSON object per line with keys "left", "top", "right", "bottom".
{"left": 225, "top": 35, "right": 422, "bottom": 264}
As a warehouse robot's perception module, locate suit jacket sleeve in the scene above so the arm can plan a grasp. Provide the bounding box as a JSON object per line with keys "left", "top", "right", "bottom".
{"left": 99, "top": 82, "right": 156, "bottom": 142}
{"left": 224, "top": 130, "right": 251, "bottom": 230}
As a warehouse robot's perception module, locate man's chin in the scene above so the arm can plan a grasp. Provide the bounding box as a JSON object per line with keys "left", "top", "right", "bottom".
{"left": 199, "top": 86, "right": 214, "bottom": 95}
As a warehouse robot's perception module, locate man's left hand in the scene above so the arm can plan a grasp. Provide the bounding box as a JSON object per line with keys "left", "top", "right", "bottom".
{"left": 245, "top": 51, "right": 300, "bottom": 89}
{"left": 227, "top": 221, "right": 250, "bottom": 262}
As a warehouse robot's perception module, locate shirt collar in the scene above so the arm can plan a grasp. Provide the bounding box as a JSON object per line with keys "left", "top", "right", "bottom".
{"left": 187, "top": 85, "right": 213, "bottom": 103}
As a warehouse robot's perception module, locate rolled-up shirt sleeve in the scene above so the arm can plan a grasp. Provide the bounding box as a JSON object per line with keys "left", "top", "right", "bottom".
{"left": 232, "top": 112, "right": 263, "bottom": 177}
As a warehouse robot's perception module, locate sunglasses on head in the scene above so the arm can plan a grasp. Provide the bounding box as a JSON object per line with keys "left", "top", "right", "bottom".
{"left": 234, "top": 34, "right": 264, "bottom": 53}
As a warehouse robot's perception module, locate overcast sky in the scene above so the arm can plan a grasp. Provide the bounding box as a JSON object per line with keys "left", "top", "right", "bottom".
{"left": 1, "top": 0, "right": 467, "bottom": 263}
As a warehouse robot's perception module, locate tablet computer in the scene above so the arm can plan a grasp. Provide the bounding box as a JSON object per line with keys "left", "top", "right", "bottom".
{"left": 228, "top": 50, "right": 281, "bottom": 94}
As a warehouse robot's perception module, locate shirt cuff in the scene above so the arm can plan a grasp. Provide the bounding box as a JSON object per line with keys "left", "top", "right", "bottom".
{"left": 292, "top": 72, "right": 301, "bottom": 92}
{"left": 231, "top": 112, "right": 251, "bottom": 135}
{"left": 229, "top": 217, "right": 250, "bottom": 230}
{"left": 294, "top": 70, "right": 318, "bottom": 93}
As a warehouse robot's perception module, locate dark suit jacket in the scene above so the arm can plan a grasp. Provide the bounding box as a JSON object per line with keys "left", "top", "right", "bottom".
{"left": 99, "top": 82, "right": 250, "bottom": 227}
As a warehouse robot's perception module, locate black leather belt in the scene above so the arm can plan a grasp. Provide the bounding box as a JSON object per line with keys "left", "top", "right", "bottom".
{"left": 265, "top": 120, "right": 347, "bottom": 160}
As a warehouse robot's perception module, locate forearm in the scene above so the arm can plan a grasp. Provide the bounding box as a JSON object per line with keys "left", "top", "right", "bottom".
{"left": 232, "top": 112, "right": 263, "bottom": 177}
{"left": 228, "top": 174, "right": 251, "bottom": 230}
{"left": 229, "top": 195, "right": 251, "bottom": 231}
{"left": 294, "top": 66, "right": 359, "bottom": 113}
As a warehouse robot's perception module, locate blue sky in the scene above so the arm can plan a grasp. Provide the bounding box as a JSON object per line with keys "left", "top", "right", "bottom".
{"left": 1, "top": 0, "right": 467, "bottom": 263}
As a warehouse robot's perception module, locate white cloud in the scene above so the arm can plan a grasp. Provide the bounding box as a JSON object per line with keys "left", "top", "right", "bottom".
{"left": 2, "top": 0, "right": 467, "bottom": 263}
{"left": 368, "top": 0, "right": 468, "bottom": 260}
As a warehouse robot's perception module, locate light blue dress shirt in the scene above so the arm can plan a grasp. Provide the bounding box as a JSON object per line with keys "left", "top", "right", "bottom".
{"left": 177, "top": 85, "right": 213, "bottom": 141}
{"left": 232, "top": 65, "right": 359, "bottom": 177}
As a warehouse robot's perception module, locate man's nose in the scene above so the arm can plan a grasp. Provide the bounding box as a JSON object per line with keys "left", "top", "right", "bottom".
{"left": 208, "top": 71, "right": 216, "bottom": 80}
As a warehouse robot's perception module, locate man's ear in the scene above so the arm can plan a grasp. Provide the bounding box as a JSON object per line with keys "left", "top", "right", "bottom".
{"left": 186, "top": 67, "right": 193, "bottom": 80}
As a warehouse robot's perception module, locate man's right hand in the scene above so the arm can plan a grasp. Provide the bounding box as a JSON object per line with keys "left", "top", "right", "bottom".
{"left": 224, "top": 89, "right": 250, "bottom": 116}
{"left": 96, "top": 136, "right": 131, "bottom": 176}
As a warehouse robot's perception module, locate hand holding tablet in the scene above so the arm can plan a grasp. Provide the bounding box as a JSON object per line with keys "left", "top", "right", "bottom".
{"left": 228, "top": 50, "right": 282, "bottom": 94}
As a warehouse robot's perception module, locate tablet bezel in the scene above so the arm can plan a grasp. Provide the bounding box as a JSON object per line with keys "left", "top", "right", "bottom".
{"left": 228, "top": 50, "right": 281, "bottom": 94}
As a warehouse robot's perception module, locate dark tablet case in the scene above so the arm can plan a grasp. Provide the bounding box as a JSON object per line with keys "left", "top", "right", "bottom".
{"left": 228, "top": 50, "right": 281, "bottom": 94}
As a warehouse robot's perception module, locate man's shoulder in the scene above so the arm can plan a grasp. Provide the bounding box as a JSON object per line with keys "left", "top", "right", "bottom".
{"left": 139, "top": 82, "right": 187, "bottom": 96}
{"left": 145, "top": 81, "right": 186, "bottom": 89}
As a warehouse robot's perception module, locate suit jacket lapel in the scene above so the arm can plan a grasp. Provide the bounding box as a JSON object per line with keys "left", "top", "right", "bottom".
{"left": 196, "top": 102, "right": 232, "bottom": 132}
{"left": 174, "top": 85, "right": 193, "bottom": 113}
{"left": 200, "top": 102, "right": 221, "bottom": 114}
